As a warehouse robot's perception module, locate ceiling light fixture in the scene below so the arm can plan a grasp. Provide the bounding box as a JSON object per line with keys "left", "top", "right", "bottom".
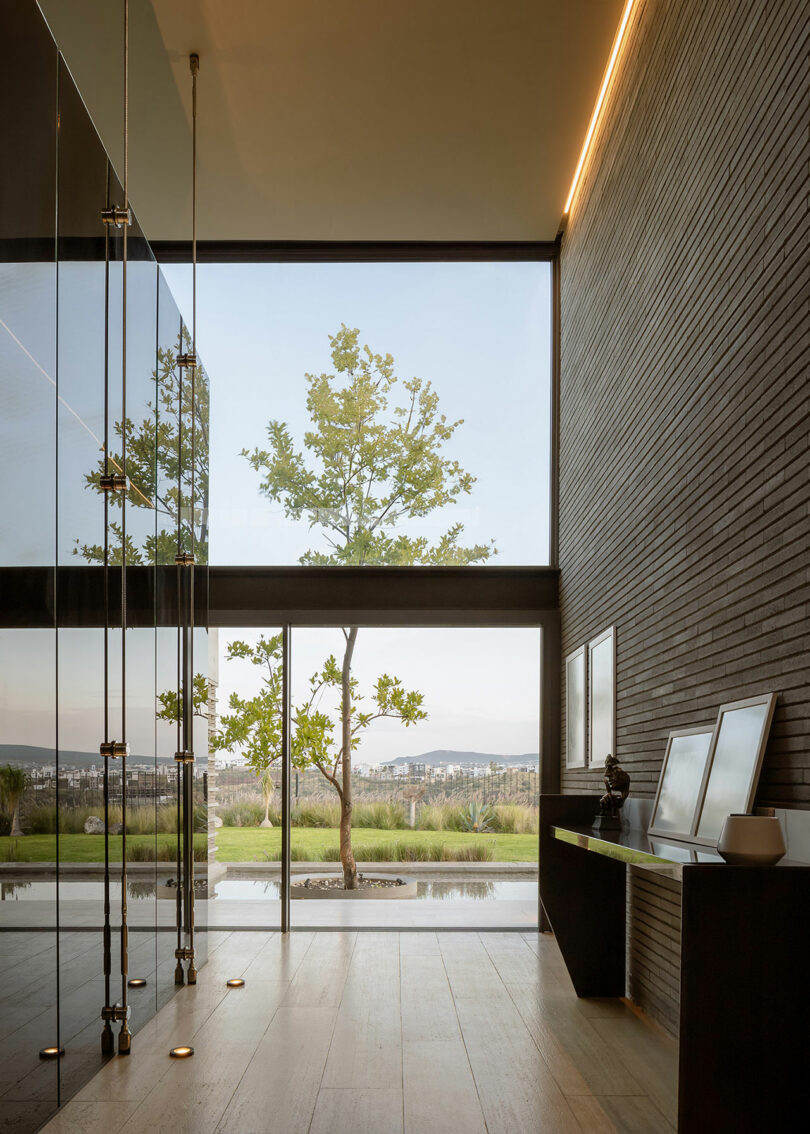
{"left": 127, "top": 978, "right": 147, "bottom": 988}
{"left": 563, "top": 0, "right": 638, "bottom": 215}
{"left": 226, "top": 978, "right": 245, "bottom": 988}
{"left": 170, "top": 1046, "right": 194, "bottom": 1058}
{"left": 39, "top": 1047, "right": 64, "bottom": 1060}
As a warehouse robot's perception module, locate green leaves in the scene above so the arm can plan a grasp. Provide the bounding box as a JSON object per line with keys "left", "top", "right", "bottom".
{"left": 156, "top": 674, "right": 209, "bottom": 724}
{"left": 76, "top": 331, "right": 210, "bottom": 565}
{"left": 242, "top": 324, "right": 496, "bottom": 566}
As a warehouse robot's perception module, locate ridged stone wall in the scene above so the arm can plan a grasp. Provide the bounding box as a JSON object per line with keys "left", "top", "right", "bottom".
{"left": 558, "top": 0, "right": 809, "bottom": 1033}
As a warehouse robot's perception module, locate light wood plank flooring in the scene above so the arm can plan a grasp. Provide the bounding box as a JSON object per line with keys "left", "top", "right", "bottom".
{"left": 40, "top": 930, "right": 676, "bottom": 1134}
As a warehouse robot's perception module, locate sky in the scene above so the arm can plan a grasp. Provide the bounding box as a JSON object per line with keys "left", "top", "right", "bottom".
{"left": 212, "top": 626, "right": 541, "bottom": 767}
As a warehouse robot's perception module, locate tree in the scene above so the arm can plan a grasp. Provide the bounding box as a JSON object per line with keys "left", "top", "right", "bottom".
{"left": 236, "top": 325, "right": 495, "bottom": 887}
{"left": 210, "top": 633, "right": 427, "bottom": 843}
{"left": 76, "top": 330, "right": 209, "bottom": 565}
{"left": 0, "top": 765, "right": 29, "bottom": 837}
{"left": 156, "top": 673, "right": 210, "bottom": 727}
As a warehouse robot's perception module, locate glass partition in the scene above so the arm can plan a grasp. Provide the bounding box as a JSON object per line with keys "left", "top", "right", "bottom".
{"left": 0, "top": 5, "right": 211, "bottom": 1129}
{"left": 0, "top": 2, "right": 59, "bottom": 1128}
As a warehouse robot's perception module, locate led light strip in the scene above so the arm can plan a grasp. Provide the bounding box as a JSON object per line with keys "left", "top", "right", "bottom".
{"left": 563, "top": 0, "right": 638, "bottom": 215}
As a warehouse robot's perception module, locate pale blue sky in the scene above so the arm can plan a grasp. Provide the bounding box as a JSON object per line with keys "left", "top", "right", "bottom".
{"left": 213, "top": 626, "right": 541, "bottom": 766}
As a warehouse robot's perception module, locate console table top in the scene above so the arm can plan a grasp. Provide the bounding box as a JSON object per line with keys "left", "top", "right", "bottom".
{"left": 550, "top": 824, "right": 808, "bottom": 869}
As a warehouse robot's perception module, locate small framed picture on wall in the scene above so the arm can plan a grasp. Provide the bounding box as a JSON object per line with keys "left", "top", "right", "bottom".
{"left": 565, "top": 646, "right": 587, "bottom": 768}
{"left": 588, "top": 626, "right": 615, "bottom": 769}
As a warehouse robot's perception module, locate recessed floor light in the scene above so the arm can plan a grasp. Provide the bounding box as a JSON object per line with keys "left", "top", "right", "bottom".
{"left": 226, "top": 978, "right": 245, "bottom": 988}
{"left": 169, "top": 1046, "right": 194, "bottom": 1058}
{"left": 39, "top": 1047, "right": 64, "bottom": 1060}
{"left": 128, "top": 978, "right": 147, "bottom": 988}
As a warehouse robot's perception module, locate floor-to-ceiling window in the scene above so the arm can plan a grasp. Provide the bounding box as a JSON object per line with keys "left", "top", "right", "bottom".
{"left": 164, "top": 257, "right": 553, "bottom": 928}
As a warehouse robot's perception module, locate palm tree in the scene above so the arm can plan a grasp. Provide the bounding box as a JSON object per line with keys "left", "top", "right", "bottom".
{"left": 0, "top": 765, "right": 29, "bottom": 837}
{"left": 259, "top": 768, "right": 274, "bottom": 828}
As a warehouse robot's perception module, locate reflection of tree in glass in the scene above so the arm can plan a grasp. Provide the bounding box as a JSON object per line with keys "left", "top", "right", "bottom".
{"left": 75, "top": 330, "right": 209, "bottom": 565}
{"left": 0, "top": 765, "right": 29, "bottom": 837}
{"left": 217, "top": 325, "right": 497, "bottom": 889}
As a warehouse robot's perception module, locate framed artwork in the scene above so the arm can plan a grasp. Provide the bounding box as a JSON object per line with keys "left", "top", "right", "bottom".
{"left": 648, "top": 727, "right": 713, "bottom": 840}
{"left": 588, "top": 626, "right": 615, "bottom": 770}
{"left": 693, "top": 693, "right": 777, "bottom": 845}
{"left": 565, "top": 646, "right": 587, "bottom": 768}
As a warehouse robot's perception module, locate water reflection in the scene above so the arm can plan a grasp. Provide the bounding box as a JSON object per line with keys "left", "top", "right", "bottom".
{"left": 0, "top": 874, "right": 536, "bottom": 903}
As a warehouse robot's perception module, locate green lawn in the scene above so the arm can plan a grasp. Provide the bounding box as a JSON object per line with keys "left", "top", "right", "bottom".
{"left": 0, "top": 834, "right": 206, "bottom": 863}
{"left": 0, "top": 828, "right": 537, "bottom": 863}
{"left": 217, "top": 826, "right": 538, "bottom": 863}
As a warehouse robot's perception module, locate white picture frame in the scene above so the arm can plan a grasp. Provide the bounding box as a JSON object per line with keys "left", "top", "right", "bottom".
{"left": 588, "top": 626, "right": 615, "bottom": 771}
{"left": 693, "top": 693, "right": 777, "bottom": 845}
{"left": 565, "top": 646, "right": 587, "bottom": 768}
{"left": 648, "top": 727, "right": 714, "bottom": 840}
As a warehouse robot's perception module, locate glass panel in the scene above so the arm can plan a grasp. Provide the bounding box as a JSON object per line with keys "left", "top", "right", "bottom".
{"left": 0, "top": 2, "right": 59, "bottom": 1129}
{"left": 154, "top": 274, "right": 209, "bottom": 982}
{"left": 162, "top": 261, "right": 551, "bottom": 567}
{"left": 0, "top": 631, "right": 58, "bottom": 1130}
{"left": 205, "top": 627, "right": 282, "bottom": 931}
{"left": 55, "top": 52, "right": 120, "bottom": 1098}
{"left": 292, "top": 627, "right": 539, "bottom": 929}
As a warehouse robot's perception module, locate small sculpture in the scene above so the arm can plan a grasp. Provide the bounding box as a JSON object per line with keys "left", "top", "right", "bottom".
{"left": 594, "top": 754, "right": 630, "bottom": 830}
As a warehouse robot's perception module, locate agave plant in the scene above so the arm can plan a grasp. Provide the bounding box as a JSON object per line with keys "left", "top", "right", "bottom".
{"left": 459, "top": 801, "right": 495, "bottom": 834}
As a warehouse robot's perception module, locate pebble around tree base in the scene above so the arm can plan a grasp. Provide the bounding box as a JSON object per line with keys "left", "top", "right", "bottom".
{"left": 297, "top": 875, "right": 407, "bottom": 891}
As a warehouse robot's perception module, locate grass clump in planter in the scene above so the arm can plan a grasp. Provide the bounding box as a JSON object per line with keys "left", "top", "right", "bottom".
{"left": 260, "top": 838, "right": 495, "bottom": 863}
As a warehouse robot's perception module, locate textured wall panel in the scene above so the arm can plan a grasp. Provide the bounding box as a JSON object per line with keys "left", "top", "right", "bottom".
{"left": 559, "top": 0, "right": 809, "bottom": 1031}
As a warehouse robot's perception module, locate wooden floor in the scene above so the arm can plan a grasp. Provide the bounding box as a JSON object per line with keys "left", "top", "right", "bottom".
{"left": 40, "top": 931, "right": 677, "bottom": 1134}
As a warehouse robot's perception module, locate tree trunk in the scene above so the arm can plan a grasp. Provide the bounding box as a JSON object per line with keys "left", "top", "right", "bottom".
{"left": 340, "top": 627, "right": 359, "bottom": 889}
{"left": 10, "top": 800, "right": 23, "bottom": 837}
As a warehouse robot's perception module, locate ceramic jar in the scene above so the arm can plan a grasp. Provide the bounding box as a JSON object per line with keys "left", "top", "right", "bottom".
{"left": 716, "top": 814, "right": 786, "bottom": 865}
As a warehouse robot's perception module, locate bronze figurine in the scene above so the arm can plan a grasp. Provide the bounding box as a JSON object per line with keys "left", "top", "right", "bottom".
{"left": 594, "top": 753, "right": 630, "bottom": 830}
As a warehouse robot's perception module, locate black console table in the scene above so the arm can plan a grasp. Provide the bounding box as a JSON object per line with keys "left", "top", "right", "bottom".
{"left": 539, "top": 795, "right": 809, "bottom": 1134}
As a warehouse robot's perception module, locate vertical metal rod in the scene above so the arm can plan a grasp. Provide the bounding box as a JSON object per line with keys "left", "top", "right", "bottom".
{"left": 100, "top": 162, "right": 114, "bottom": 1056}
{"left": 54, "top": 59, "right": 62, "bottom": 1093}
{"left": 184, "top": 51, "right": 199, "bottom": 983}
{"left": 182, "top": 603, "right": 195, "bottom": 981}
{"left": 174, "top": 314, "right": 187, "bottom": 986}
{"left": 174, "top": 564, "right": 183, "bottom": 984}
{"left": 281, "top": 626, "right": 291, "bottom": 933}
{"left": 118, "top": 0, "right": 131, "bottom": 1054}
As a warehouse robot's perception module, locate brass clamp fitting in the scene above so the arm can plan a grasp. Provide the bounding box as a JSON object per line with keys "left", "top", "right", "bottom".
{"left": 100, "top": 741, "right": 129, "bottom": 759}
{"left": 99, "top": 473, "right": 130, "bottom": 493}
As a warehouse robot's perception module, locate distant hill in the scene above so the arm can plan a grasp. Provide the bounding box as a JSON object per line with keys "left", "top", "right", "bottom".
{"left": 0, "top": 744, "right": 205, "bottom": 768}
{"left": 382, "top": 749, "right": 539, "bottom": 768}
